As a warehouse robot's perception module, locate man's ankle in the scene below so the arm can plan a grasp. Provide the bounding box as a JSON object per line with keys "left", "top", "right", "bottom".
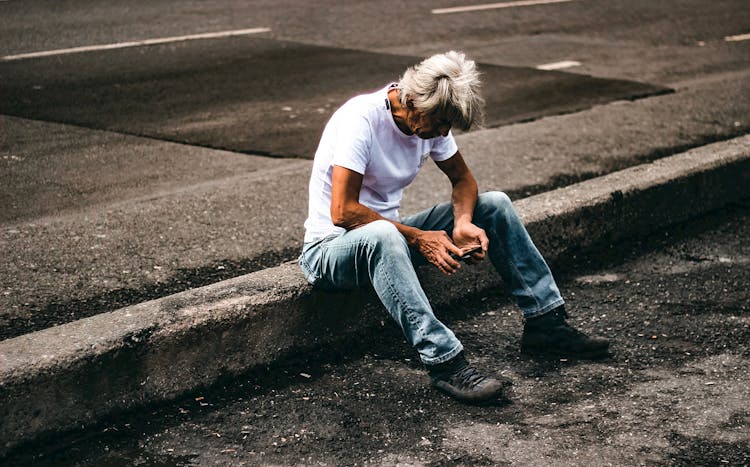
{"left": 524, "top": 305, "right": 567, "bottom": 329}
{"left": 425, "top": 352, "right": 510, "bottom": 403}
{"left": 521, "top": 306, "right": 611, "bottom": 359}
{"left": 426, "top": 352, "right": 468, "bottom": 380}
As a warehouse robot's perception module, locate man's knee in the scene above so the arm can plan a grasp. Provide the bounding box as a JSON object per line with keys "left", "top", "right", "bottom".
{"left": 363, "top": 220, "right": 408, "bottom": 251}
{"left": 479, "top": 191, "right": 514, "bottom": 215}
{"left": 475, "top": 191, "right": 522, "bottom": 232}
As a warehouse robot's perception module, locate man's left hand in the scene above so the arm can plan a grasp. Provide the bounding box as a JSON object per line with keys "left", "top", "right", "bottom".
{"left": 452, "top": 222, "right": 489, "bottom": 263}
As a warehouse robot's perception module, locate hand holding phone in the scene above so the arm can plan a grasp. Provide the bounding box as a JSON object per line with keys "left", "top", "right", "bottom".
{"left": 456, "top": 244, "right": 483, "bottom": 262}
{"left": 460, "top": 245, "right": 482, "bottom": 259}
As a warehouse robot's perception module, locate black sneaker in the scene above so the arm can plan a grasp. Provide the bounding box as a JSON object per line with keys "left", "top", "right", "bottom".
{"left": 427, "top": 352, "right": 509, "bottom": 403}
{"left": 521, "top": 306, "right": 610, "bottom": 359}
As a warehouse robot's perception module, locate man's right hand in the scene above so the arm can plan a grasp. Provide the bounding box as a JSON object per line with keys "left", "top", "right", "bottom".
{"left": 415, "top": 230, "right": 464, "bottom": 276}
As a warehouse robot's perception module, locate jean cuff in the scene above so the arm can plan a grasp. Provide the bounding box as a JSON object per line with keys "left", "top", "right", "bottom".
{"left": 420, "top": 342, "right": 464, "bottom": 366}
{"left": 522, "top": 298, "right": 565, "bottom": 319}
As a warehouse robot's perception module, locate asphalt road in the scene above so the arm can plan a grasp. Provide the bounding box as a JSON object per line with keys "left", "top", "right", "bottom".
{"left": 0, "top": 41, "right": 664, "bottom": 158}
{"left": 1, "top": 0, "right": 748, "bottom": 337}
{"left": 1, "top": 0, "right": 748, "bottom": 58}
{"left": 1, "top": 1, "right": 749, "bottom": 463}
{"left": 5, "top": 200, "right": 748, "bottom": 466}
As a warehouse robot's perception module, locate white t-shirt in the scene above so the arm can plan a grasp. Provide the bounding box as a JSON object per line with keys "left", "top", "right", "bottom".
{"left": 303, "top": 83, "right": 458, "bottom": 243}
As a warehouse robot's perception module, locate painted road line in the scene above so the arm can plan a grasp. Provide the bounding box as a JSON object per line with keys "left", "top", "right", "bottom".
{"left": 1, "top": 27, "right": 271, "bottom": 61}
{"left": 536, "top": 60, "right": 581, "bottom": 71}
{"left": 725, "top": 33, "right": 750, "bottom": 42}
{"left": 432, "top": 0, "right": 575, "bottom": 15}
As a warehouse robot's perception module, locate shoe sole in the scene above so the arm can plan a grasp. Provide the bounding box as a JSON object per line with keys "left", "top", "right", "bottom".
{"left": 433, "top": 380, "right": 509, "bottom": 404}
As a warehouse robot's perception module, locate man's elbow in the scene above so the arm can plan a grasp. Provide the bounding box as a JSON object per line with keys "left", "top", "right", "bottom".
{"left": 331, "top": 214, "right": 347, "bottom": 228}
{"left": 331, "top": 205, "right": 353, "bottom": 228}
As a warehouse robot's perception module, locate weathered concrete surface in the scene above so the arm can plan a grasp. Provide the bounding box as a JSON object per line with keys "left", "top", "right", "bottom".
{"left": 402, "top": 68, "right": 750, "bottom": 214}
{"left": 2, "top": 69, "right": 748, "bottom": 339}
{"left": 0, "top": 40, "right": 666, "bottom": 158}
{"left": 11, "top": 201, "right": 746, "bottom": 465}
{"left": 1, "top": 135, "right": 748, "bottom": 454}
{"left": 0, "top": 115, "right": 295, "bottom": 224}
{"left": 400, "top": 134, "right": 750, "bottom": 310}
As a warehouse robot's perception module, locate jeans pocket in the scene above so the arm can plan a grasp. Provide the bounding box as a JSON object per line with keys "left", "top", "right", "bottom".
{"left": 298, "top": 251, "right": 319, "bottom": 285}
{"left": 299, "top": 236, "right": 333, "bottom": 285}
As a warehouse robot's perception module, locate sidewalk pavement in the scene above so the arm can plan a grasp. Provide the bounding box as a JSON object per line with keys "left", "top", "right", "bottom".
{"left": 1, "top": 135, "right": 748, "bottom": 455}
{"left": 2, "top": 68, "right": 749, "bottom": 339}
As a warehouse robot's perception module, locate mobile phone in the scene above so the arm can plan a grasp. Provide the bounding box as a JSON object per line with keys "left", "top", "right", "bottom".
{"left": 460, "top": 245, "right": 483, "bottom": 259}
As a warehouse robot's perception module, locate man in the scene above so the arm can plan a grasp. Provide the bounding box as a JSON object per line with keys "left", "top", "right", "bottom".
{"left": 299, "top": 51, "right": 609, "bottom": 403}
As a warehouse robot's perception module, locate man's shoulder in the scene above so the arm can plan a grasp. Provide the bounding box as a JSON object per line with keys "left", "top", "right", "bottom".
{"left": 337, "top": 85, "right": 389, "bottom": 119}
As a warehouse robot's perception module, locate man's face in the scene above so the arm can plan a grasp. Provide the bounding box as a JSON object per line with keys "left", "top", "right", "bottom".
{"left": 406, "top": 106, "right": 452, "bottom": 139}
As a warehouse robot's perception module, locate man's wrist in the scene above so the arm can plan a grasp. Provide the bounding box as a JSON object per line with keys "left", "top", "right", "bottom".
{"left": 453, "top": 215, "right": 474, "bottom": 230}
{"left": 399, "top": 224, "right": 422, "bottom": 247}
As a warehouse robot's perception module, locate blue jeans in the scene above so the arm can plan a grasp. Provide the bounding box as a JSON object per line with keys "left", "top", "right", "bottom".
{"left": 299, "top": 191, "right": 564, "bottom": 365}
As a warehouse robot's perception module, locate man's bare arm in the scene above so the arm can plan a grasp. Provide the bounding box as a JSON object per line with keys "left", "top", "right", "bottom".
{"left": 435, "top": 151, "right": 489, "bottom": 260}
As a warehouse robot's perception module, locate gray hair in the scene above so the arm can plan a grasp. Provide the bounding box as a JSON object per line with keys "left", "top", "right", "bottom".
{"left": 398, "top": 51, "right": 484, "bottom": 131}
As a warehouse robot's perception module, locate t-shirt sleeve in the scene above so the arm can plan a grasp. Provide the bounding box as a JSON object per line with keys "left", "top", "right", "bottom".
{"left": 331, "top": 112, "right": 372, "bottom": 175}
{"left": 429, "top": 131, "right": 459, "bottom": 162}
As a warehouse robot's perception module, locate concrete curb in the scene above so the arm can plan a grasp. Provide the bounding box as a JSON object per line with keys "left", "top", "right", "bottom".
{"left": 1, "top": 135, "right": 749, "bottom": 454}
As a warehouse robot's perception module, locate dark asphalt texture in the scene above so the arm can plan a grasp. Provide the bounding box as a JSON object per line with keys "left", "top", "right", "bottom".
{"left": 2, "top": 0, "right": 748, "bottom": 56}
{"left": 0, "top": 37, "right": 667, "bottom": 158}
{"left": 1, "top": 0, "right": 749, "bottom": 461}
{"left": 4, "top": 200, "right": 748, "bottom": 466}
{"left": 2, "top": 0, "right": 747, "bottom": 340}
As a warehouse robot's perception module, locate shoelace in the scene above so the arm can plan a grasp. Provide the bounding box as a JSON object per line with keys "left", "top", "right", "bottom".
{"left": 557, "top": 319, "right": 590, "bottom": 338}
{"left": 552, "top": 309, "right": 590, "bottom": 338}
{"left": 452, "top": 365, "right": 487, "bottom": 390}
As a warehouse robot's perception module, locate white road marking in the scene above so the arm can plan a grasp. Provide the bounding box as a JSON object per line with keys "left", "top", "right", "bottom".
{"left": 432, "top": 0, "right": 575, "bottom": 15}
{"left": 724, "top": 33, "right": 750, "bottom": 42}
{"left": 536, "top": 60, "right": 581, "bottom": 71}
{"left": 1, "top": 27, "right": 271, "bottom": 61}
